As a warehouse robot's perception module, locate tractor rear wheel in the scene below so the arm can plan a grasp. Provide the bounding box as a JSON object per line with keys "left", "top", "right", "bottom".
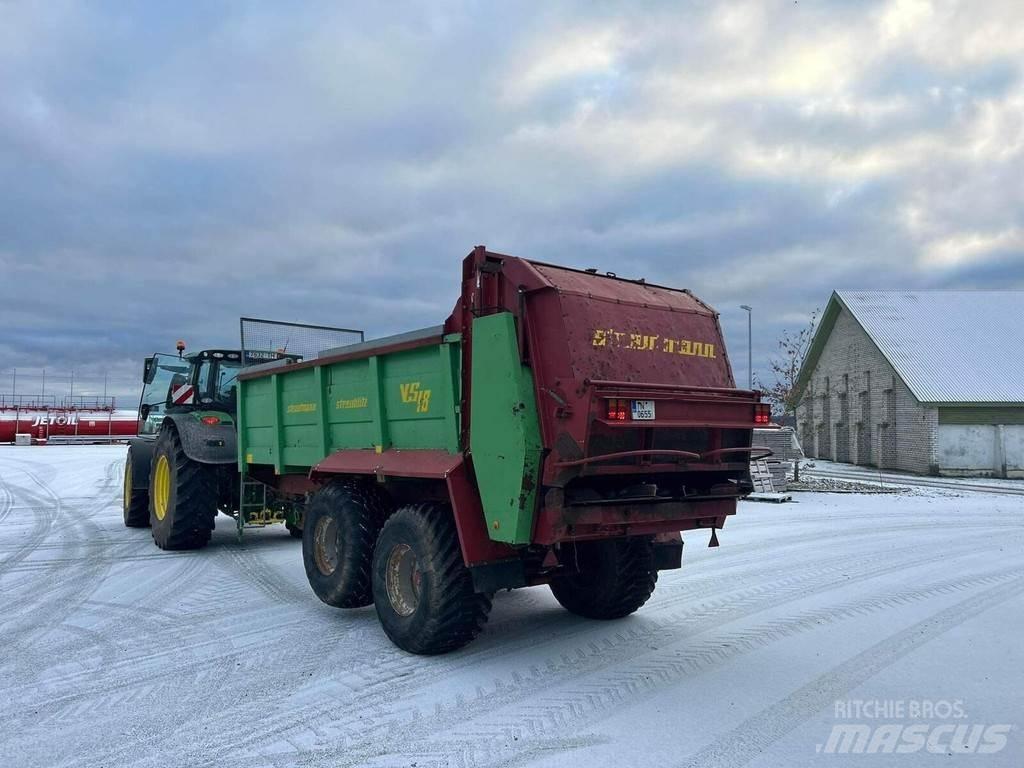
{"left": 122, "top": 447, "right": 150, "bottom": 528}
{"left": 149, "top": 429, "right": 217, "bottom": 550}
{"left": 372, "top": 503, "right": 492, "bottom": 655}
{"left": 550, "top": 537, "right": 657, "bottom": 620}
{"left": 302, "top": 479, "right": 390, "bottom": 608}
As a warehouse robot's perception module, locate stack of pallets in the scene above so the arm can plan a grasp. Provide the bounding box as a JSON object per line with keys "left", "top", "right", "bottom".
{"left": 750, "top": 459, "right": 776, "bottom": 492}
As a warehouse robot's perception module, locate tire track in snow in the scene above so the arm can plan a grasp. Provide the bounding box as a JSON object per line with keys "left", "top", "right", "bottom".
{"left": 233, "top": 567, "right": 1024, "bottom": 767}
{"left": 0, "top": 458, "right": 149, "bottom": 685}
{"left": 184, "top": 528, "right": 1024, "bottom": 768}
{"left": 0, "top": 462, "right": 62, "bottom": 578}
{"left": 221, "top": 534, "right": 311, "bottom": 606}
{"left": 0, "top": 460, "right": 115, "bottom": 608}
{"left": 676, "top": 573, "right": 1024, "bottom": 768}
{"left": 275, "top": 515, "right": 1022, "bottom": 717}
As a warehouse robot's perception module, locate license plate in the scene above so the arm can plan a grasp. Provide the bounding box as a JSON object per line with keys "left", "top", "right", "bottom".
{"left": 631, "top": 400, "right": 656, "bottom": 420}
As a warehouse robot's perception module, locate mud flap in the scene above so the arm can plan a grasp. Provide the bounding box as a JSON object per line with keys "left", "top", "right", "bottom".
{"left": 469, "top": 559, "right": 528, "bottom": 593}
{"left": 166, "top": 414, "right": 237, "bottom": 464}
{"left": 127, "top": 437, "right": 156, "bottom": 490}
{"left": 652, "top": 532, "right": 684, "bottom": 570}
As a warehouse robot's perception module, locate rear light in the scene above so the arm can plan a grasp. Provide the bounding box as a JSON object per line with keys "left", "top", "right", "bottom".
{"left": 754, "top": 404, "right": 771, "bottom": 425}
{"left": 605, "top": 398, "right": 629, "bottom": 421}
{"left": 200, "top": 415, "right": 221, "bottom": 425}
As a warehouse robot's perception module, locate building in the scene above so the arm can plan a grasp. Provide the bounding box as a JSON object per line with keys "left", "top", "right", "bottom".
{"left": 793, "top": 291, "right": 1024, "bottom": 477}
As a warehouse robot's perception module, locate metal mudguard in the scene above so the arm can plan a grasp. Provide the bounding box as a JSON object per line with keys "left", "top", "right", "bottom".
{"left": 164, "top": 413, "right": 238, "bottom": 464}
{"left": 127, "top": 437, "right": 156, "bottom": 491}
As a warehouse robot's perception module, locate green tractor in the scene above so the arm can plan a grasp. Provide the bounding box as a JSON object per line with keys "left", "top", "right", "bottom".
{"left": 122, "top": 343, "right": 302, "bottom": 549}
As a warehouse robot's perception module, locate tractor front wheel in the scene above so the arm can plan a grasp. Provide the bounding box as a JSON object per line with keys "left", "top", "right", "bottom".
{"left": 122, "top": 447, "right": 149, "bottom": 528}
{"left": 149, "top": 429, "right": 217, "bottom": 550}
{"left": 549, "top": 537, "right": 658, "bottom": 620}
{"left": 372, "top": 503, "right": 492, "bottom": 655}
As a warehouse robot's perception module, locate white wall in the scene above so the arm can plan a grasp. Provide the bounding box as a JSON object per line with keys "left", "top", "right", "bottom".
{"left": 937, "top": 424, "right": 1024, "bottom": 477}
{"left": 1002, "top": 426, "right": 1024, "bottom": 474}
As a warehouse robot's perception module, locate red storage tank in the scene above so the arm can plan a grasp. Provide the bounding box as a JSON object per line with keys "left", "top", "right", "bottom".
{"left": 0, "top": 405, "right": 138, "bottom": 443}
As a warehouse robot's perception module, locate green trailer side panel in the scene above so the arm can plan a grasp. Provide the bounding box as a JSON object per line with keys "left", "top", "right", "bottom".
{"left": 240, "top": 376, "right": 277, "bottom": 467}
{"left": 239, "top": 336, "right": 463, "bottom": 474}
{"left": 469, "top": 313, "right": 543, "bottom": 545}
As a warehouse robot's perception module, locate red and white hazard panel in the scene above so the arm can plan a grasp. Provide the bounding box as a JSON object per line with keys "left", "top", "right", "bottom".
{"left": 171, "top": 384, "right": 195, "bottom": 405}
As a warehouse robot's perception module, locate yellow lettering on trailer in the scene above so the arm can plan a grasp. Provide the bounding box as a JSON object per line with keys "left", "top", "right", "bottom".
{"left": 286, "top": 402, "right": 317, "bottom": 414}
{"left": 335, "top": 396, "right": 369, "bottom": 410}
{"left": 400, "top": 382, "right": 432, "bottom": 413}
{"left": 594, "top": 328, "right": 715, "bottom": 359}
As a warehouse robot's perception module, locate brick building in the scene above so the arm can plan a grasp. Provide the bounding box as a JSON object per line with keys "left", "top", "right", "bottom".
{"left": 793, "top": 291, "right": 1024, "bottom": 477}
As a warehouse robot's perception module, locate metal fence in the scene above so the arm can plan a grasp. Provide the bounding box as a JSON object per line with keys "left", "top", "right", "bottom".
{"left": 239, "top": 317, "right": 364, "bottom": 366}
{"left": 0, "top": 394, "right": 116, "bottom": 410}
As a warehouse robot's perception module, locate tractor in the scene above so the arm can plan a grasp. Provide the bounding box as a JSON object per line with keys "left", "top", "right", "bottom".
{"left": 122, "top": 343, "right": 303, "bottom": 549}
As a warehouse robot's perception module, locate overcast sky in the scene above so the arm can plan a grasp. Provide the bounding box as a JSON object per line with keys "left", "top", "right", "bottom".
{"left": 2, "top": 0, "right": 1022, "bottom": 404}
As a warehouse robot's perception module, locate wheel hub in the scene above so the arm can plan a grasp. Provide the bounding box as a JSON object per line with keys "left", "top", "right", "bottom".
{"left": 385, "top": 543, "right": 421, "bottom": 617}
{"left": 313, "top": 516, "right": 340, "bottom": 576}
{"left": 153, "top": 455, "right": 170, "bottom": 521}
{"left": 123, "top": 461, "right": 132, "bottom": 511}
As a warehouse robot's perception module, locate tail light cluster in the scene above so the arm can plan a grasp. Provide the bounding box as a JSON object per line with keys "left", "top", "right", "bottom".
{"left": 754, "top": 403, "right": 771, "bottom": 425}
{"left": 606, "top": 398, "right": 630, "bottom": 421}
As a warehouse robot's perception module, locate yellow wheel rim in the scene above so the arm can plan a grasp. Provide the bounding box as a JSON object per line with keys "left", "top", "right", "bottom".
{"left": 153, "top": 454, "right": 171, "bottom": 521}
{"left": 123, "top": 460, "right": 132, "bottom": 511}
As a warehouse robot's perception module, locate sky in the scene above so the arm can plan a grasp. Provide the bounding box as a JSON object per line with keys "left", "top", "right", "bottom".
{"left": 1, "top": 0, "right": 1022, "bottom": 405}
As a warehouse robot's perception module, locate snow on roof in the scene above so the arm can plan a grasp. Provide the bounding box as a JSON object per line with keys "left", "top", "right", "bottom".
{"left": 799, "top": 290, "right": 1024, "bottom": 405}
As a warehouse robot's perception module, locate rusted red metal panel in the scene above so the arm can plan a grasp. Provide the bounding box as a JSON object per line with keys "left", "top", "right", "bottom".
{"left": 444, "top": 248, "right": 760, "bottom": 495}
{"left": 310, "top": 447, "right": 517, "bottom": 566}
{"left": 532, "top": 494, "right": 735, "bottom": 545}
{"left": 445, "top": 459, "right": 519, "bottom": 566}
{"left": 312, "top": 448, "right": 463, "bottom": 479}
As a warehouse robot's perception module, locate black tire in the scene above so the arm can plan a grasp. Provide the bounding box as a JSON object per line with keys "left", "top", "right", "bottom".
{"left": 550, "top": 537, "right": 658, "bottom": 619}
{"left": 122, "top": 447, "right": 150, "bottom": 528}
{"left": 372, "top": 503, "right": 492, "bottom": 655}
{"left": 302, "top": 479, "right": 391, "bottom": 608}
{"left": 149, "top": 429, "right": 217, "bottom": 550}
{"left": 287, "top": 523, "right": 303, "bottom": 539}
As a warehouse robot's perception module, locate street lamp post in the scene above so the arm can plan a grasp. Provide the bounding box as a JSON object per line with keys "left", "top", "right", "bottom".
{"left": 740, "top": 305, "right": 752, "bottom": 390}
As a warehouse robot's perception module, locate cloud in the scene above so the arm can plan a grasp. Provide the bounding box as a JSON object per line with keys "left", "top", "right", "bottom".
{"left": 1, "top": 0, "right": 1022, "bottom": 402}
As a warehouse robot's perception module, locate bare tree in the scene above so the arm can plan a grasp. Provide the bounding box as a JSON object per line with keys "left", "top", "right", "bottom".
{"left": 753, "top": 309, "right": 819, "bottom": 480}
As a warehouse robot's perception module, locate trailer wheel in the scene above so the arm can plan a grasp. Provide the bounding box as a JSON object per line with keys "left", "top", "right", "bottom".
{"left": 122, "top": 448, "right": 150, "bottom": 528}
{"left": 550, "top": 537, "right": 658, "bottom": 620}
{"left": 149, "top": 429, "right": 217, "bottom": 550}
{"left": 372, "top": 503, "right": 492, "bottom": 655}
{"left": 302, "top": 480, "right": 390, "bottom": 608}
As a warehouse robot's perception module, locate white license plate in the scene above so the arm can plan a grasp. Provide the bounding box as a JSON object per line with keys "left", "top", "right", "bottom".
{"left": 631, "top": 400, "right": 656, "bottom": 420}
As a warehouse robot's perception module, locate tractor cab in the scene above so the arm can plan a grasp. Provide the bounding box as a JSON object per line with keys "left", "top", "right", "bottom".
{"left": 123, "top": 322, "right": 361, "bottom": 548}
{"left": 139, "top": 349, "right": 239, "bottom": 436}
{"left": 138, "top": 347, "right": 298, "bottom": 437}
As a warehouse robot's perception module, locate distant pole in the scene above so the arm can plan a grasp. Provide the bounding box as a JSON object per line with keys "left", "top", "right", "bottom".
{"left": 740, "top": 305, "right": 753, "bottom": 389}
{"left": 103, "top": 370, "right": 108, "bottom": 400}
{"left": 70, "top": 368, "right": 74, "bottom": 403}
{"left": 41, "top": 368, "right": 45, "bottom": 398}
{"left": 11, "top": 367, "right": 15, "bottom": 397}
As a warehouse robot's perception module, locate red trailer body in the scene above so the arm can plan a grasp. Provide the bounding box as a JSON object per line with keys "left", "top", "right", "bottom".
{"left": 442, "top": 249, "right": 767, "bottom": 549}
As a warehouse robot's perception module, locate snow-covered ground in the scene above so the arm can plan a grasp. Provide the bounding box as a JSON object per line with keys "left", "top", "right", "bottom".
{"left": 1, "top": 445, "right": 1022, "bottom": 767}
{"left": 803, "top": 459, "right": 1024, "bottom": 496}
